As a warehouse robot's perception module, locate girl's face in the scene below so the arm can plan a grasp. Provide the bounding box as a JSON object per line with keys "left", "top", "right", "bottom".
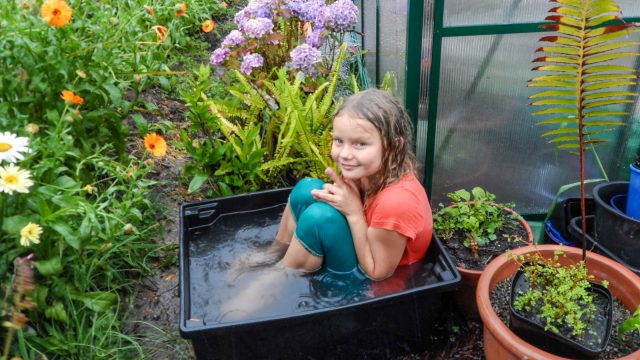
{"left": 331, "top": 113, "right": 383, "bottom": 184}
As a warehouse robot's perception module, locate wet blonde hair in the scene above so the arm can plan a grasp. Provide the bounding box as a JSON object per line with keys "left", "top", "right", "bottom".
{"left": 335, "top": 88, "right": 418, "bottom": 201}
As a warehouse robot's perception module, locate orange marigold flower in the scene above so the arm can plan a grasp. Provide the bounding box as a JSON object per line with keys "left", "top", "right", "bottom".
{"left": 144, "top": 132, "right": 167, "bottom": 157}
{"left": 60, "top": 90, "right": 84, "bottom": 105}
{"left": 144, "top": 5, "right": 154, "bottom": 16}
{"left": 154, "top": 25, "right": 168, "bottom": 43}
{"left": 41, "top": 0, "right": 72, "bottom": 28}
{"left": 220, "top": 2, "right": 228, "bottom": 8}
{"left": 202, "top": 19, "right": 215, "bottom": 33}
{"left": 175, "top": 3, "right": 186, "bottom": 17}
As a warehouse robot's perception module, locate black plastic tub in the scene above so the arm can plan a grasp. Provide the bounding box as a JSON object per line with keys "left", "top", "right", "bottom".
{"left": 544, "top": 197, "right": 595, "bottom": 246}
{"left": 179, "top": 188, "right": 461, "bottom": 360}
{"left": 568, "top": 215, "right": 640, "bottom": 277}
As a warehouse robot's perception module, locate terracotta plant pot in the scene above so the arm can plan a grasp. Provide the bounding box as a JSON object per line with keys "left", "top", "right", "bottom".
{"left": 451, "top": 207, "right": 534, "bottom": 319}
{"left": 477, "top": 244, "right": 640, "bottom": 360}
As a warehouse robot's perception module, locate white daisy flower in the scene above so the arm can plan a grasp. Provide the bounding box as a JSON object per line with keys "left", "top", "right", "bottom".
{"left": 20, "top": 222, "right": 43, "bottom": 247}
{"left": 0, "top": 163, "right": 34, "bottom": 194}
{"left": 0, "top": 131, "right": 30, "bottom": 163}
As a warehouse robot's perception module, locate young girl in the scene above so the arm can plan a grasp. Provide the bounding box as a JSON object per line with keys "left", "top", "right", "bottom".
{"left": 274, "top": 88, "right": 433, "bottom": 280}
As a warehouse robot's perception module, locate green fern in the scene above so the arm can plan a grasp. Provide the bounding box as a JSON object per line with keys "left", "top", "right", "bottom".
{"left": 530, "top": 0, "right": 640, "bottom": 258}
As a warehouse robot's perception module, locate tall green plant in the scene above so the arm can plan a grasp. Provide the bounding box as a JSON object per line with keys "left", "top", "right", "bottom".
{"left": 529, "top": 0, "right": 640, "bottom": 259}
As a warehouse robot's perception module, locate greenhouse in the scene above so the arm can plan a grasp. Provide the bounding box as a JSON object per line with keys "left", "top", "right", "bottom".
{"left": 1, "top": 0, "right": 640, "bottom": 359}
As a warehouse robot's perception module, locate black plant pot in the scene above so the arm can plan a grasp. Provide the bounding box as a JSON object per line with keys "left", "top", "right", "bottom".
{"left": 509, "top": 270, "right": 613, "bottom": 359}
{"left": 568, "top": 215, "right": 640, "bottom": 277}
{"left": 592, "top": 181, "right": 640, "bottom": 269}
{"left": 545, "top": 197, "right": 595, "bottom": 246}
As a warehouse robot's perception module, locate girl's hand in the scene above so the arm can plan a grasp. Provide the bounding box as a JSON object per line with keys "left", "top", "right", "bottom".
{"left": 311, "top": 168, "right": 363, "bottom": 218}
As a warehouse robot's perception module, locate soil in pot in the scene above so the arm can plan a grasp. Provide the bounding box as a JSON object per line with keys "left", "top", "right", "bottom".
{"left": 439, "top": 209, "right": 530, "bottom": 271}
{"left": 491, "top": 276, "right": 640, "bottom": 359}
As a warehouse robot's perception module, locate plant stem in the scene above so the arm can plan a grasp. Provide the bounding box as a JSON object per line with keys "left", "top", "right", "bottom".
{"left": 2, "top": 327, "right": 16, "bottom": 360}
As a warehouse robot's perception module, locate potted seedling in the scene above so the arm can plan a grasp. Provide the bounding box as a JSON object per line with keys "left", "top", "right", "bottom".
{"left": 433, "top": 186, "right": 533, "bottom": 318}
{"left": 476, "top": 0, "right": 640, "bottom": 358}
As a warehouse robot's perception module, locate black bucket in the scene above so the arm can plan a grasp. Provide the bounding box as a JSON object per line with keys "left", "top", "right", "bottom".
{"left": 568, "top": 216, "right": 640, "bottom": 277}
{"left": 544, "top": 197, "right": 595, "bottom": 246}
{"left": 592, "top": 181, "right": 640, "bottom": 269}
{"left": 179, "top": 188, "right": 461, "bottom": 360}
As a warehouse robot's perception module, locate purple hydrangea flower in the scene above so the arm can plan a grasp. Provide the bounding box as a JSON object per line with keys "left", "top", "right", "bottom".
{"left": 289, "top": 44, "right": 322, "bottom": 75}
{"left": 240, "top": 53, "right": 264, "bottom": 75}
{"left": 242, "top": 18, "right": 274, "bottom": 39}
{"left": 245, "top": 0, "right": 275, "bottom": 19}
{"left": 210, "top": 47, "right": 231, "bottom": 66}
{"left": 222, "top": 30, "right": 245, "bottom": 47}
{"left": 322, "top": 0, "right": 358, "bottom": 31}
{"left": 296, "top": 0, "right": 326, "bottom": 22}
{"left": 306, "top": 25, "right": 325, "bottom": 47}
{"left": 234, "top": 9, "right": 251, "bottom": 30}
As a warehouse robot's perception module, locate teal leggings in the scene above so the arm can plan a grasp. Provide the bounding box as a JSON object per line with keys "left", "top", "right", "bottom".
{"left": 289, "top": 178, "right": 358, "bottom": 273}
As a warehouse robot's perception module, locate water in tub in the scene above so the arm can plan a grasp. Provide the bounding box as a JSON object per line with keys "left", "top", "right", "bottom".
{"left": 188, "top": 203, "right": 438, "bottom": 323}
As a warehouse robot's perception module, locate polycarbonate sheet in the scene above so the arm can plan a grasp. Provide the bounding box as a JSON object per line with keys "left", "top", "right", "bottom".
{"left": 444, "top": 0, "right": 640, "bottom": 27}
{"left": 416, "top": 0, "right": 435, "bottom": 174}
{"left": 429, "top": 32, "right": 640, "bottom": 214}
{"left": 377, "top": 0, "right": 408, "bottom": 100}
{"left": 362, "top": 1, "right": 377, "bottom": 86}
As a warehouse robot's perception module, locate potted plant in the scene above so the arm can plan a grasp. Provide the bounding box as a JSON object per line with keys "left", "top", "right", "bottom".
{"left": 476, "top": 0, "right": 640, "bottom": 358}
{"left": 433, "top": 186, "right": 533, "bottom": 318}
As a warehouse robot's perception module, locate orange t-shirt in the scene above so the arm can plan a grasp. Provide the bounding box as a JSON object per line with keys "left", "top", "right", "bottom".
{"left": 365, "top": 173, "right": 433, "bottom": 265}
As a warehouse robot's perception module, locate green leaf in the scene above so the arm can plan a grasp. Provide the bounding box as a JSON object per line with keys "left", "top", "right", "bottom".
{"left": 532, "top": 65, "right": 578, "bottom": 73}
{"left": 585, "top": 41, "right": 640, "bottom": 55}
{"left": 533, "top": 107, "right": 578, "bottom": 115}
{"left": 1, "top": 215, "right": 30, "bottom": 234}
{"left": 583, "top": 73, "right": 637, "bottom": 83}
{"left": 188, "top": 173, "right": 209, "bottom": 193}
{"left": 131, "top": 114, "right": 149, "bottom": 136}
{"left": 587, "top": 4, "right": 620, "bottom": 17}
{"left": 50, "top": 222, "right": 80, "bottom": 249}
{"left": 529, "top": 90, "right": 577, "bottom": 99}
{"left": 533, "top": 55, "right": 580, "bottom": 64}
{"left": 583, "top": 64, "right": 637, "bottom": 74}
{"left": 73, "top": 291, "right": 118, "bottom": 312}
{"left": 549, "top": 6, "right": 583, "bottom": 18}
{"left": 549, "top": 135, "right": 580, "bottom": 143}
{"left": 585, "top": 28, "right": 640, "bottom": 47}
{"left": 539, "top": 35, "right": 581, "bottom": 46}
{"left": 586, "top": 15, "right": 619, "bottom": 27}
{"left": 528, "top": 80, "right": 577, "bottom": 88}
{"left": 530, "top": 99, "right": 577, "bottom": 106}
{"left": 54, "top": 176, "right": 77, "bottom": 189}
{"left": 584, "top": 110, "right": 628, "bottom": 118}
{"left": 582, "top": 91, "right": 638, "bottom": 100}
{"left": 540, "top": 23, "right": 582, "bottom": 37}
{"left": 45, "top": 302, "right": 68, "bottom": 323}
{"left": 558, "top": 143, "right": 580, "bottom": 149}
{"left": 586, "top": 23, "right": 637, "bottom": 39}
{"left": 543, "top": 128, "right": 578, "bottom": 136}
{"left": 545, "top": 15, "right": 582, "bottom": 28}
{"left": 583, "top": 80, "right": 636, "bottom": 91}
{"left": 35, "top": 257, "right": 63, "bottom": 276}
{"left": 536, "top": 117, "right": 578, "bottom": 125}
{"left": 584, "top": 99, "right": 634, "bottom": 109}
{"left": 585, "top": 52, "right": 640, "bottom": 65}
{"left": 530, "top": 74, "right": 578, "bottom": 82}
{"left": 551, "top": 0, "right": 582, "bottom": 7}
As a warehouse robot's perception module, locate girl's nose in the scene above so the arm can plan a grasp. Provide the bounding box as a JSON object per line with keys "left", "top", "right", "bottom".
{"left": 339, "top": 146, "right": 353, "bottom": 159}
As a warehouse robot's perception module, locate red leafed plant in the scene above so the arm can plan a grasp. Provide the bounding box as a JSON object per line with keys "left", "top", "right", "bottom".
{"left": 529, "top": 0, "right": 640, "bottom": 260}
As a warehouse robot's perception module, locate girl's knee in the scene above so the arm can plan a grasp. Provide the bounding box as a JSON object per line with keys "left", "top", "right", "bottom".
{"left": 289, "top": 178, "right": 325, "bottom": 219}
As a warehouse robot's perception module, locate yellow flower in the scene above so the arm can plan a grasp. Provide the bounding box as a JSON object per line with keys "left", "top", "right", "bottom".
{"left": 60, "top": 90, "right": 84, "bottom": 105}
{"left": 75, "top": 69, "right": 86, "bottom": 78}
{"left": 220, "top": 2, "right": 228, "bottom": 8}
{"left": 0, "top": 164, "right": 33, "bottom": 194}
{"left": 84, "top": 184, "right": 94, "bottom": 194}
{"left": 202, "top": 19, "right": 215, "bottom": 33}
{"left": 41, "top": 0, "right": 72, "bottom": 28}
{"left": 144, "top": 132, "right": 167, "bottom": 157}
{"left": 154, "top": 25, "right": 168, "bottom": 43}
{"left": 20, "top": 223, "right": 42, "bottom": 247}
{"left": 175, "top": 3, "right": 187, "bottom": 17}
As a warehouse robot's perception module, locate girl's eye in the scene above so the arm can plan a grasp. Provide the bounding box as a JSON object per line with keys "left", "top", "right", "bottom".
{"left": 333, "top": 138, "right": 343, "bottom": 144}
{"left": 355, "top": 142, "right": 367, "bottom": 148}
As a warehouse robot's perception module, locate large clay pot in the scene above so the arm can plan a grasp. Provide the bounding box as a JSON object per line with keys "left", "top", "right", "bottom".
{"left": 477, "top": 244, "right": 640, "bottom": 360}
{"left": 451, "top": 207, "right": 533, "bottom": 319}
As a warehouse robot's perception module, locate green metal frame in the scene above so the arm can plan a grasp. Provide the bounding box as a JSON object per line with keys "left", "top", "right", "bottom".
{"left": 403, "top": 0, "right": 640, "bottom": 202}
